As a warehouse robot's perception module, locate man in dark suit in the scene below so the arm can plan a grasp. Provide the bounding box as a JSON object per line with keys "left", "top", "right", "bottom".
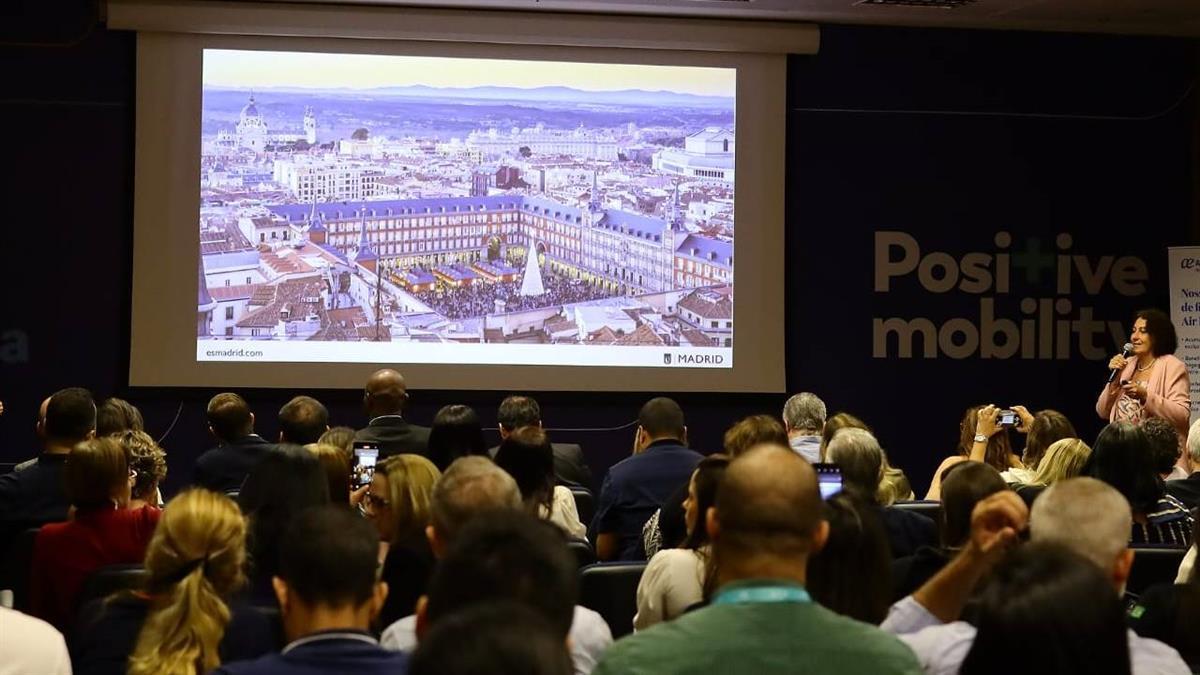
{"left": 492, "top": 395, "right": 592, "bottom": 490}
{"left": 355, "top": 369, "right": 430, "bottom": 458}
{"left": 193, "top": 393, "right": 273, "bottom": 494}
{"left": 1166, "top": 425, "right": 1200, "bottom": 509}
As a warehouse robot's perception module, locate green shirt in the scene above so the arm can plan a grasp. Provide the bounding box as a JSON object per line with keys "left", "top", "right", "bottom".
{"left": 593, "top": 580, "right": 922, "bottom": 675}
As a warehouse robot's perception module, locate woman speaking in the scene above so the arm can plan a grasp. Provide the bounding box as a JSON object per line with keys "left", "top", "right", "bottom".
{"left": 1097, "top": 309, "right": 1191, "bottom": 448}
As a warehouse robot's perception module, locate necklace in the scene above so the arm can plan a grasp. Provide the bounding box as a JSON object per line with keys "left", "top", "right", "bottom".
{"left": 1137, "top": 359, "right": 1156, "bottom": 372}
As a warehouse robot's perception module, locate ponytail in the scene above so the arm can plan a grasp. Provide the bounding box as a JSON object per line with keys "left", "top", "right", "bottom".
{"left": 128, "top": 562, "right": 232, "bottom": 675}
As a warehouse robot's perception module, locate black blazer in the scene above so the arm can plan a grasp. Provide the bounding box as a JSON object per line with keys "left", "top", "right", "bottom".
{"left": 193, "top": 435, "right": 275, "bottom": 494}
{"left": 355, "top": 416, "right": 431, "bottom": 459}
{"left": 490, "top": 442, "right": 593, "bottom": 491}
{"left": 1166, "top": 473, "right": 1200, "bottom": 511}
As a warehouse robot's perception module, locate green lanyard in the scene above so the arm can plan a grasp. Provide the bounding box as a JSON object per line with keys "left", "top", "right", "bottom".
{"left": 712, "top": 584, "right": 812, "bottom": 606}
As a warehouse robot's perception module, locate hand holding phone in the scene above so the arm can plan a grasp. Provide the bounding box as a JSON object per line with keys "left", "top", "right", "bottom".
{"left": 351, "top": 442, "right": 380, "bottom": 490}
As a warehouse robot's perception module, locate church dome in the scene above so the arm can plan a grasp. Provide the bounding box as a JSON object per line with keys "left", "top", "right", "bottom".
{"left": 240, "top": 95, "right": 261, "bottom": 122}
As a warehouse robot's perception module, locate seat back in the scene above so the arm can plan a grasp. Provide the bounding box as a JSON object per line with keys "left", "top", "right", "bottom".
{"left": 569, "top": 488, "right": 595, "bottom": 526}
{"left": 77, "top": 564, "right": 149, "bottom": 611}
{"left": 892, "top": 501, "right": 944, "bottom": 533}
{"left": 1126, "top": 547, "right": 1188, "bottom": 595}
{"left": 567, "top": 539, "right": 596, "bottom": 568}
{"left": 0, "top": 528, "right": 40, "bottom": 611}
{"left": 579, "top": 561, "right": 647, "bottom": 639}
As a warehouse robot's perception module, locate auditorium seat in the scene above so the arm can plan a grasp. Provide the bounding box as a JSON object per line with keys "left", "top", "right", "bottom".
{"left": 0, "top": 528, "right": 39, "bottom": 611}
{"left": 567, "top": 538, "right": 596, "bottom": 568}
{"left": 569, "top": 487, "right": 595, "bottom": 526}
{"left": 891, "top": 501, "right": 943, "bottom": 529}
{"left": 579, "top": 561, "right": 646, "bottom": 639}
{"left": 76, "top": 564, "right": 149, "bottom": 611}
{"left": 1126, "top": 547, "right": 1188, "bottom": 596}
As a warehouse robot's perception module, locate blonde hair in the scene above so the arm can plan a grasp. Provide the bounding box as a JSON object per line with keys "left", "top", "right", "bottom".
{"left": 1031, "top": 438, "right": 1092, "bottom": 486}
{"left": 128, "top": 490, "right": 247, "bottom": 675}
{"left": 377, "top": 454, "right": 441, "bottom": 544}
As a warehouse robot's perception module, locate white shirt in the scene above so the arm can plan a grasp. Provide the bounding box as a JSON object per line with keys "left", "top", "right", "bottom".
{"left": 633, "top": 547, "right": 707, "bottom": 632}
{"left": 543, "top": 485, "right": 587, "bottom": 540}
{"left": 0, "top": 607, "right": 71, "bottom": 675}
{"left": 1176, "top": 544, "right": 1196, "bottom": 583}
{"left": 381, "top": 604, "right": 612, "bottom": 675}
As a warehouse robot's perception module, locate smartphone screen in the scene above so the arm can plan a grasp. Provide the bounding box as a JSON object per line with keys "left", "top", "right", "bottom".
{"left": 812, "top": 463, "right": 843, "bottom": 499}
{"left": 998, "top": 410, "right": 1019, "bottom": 426}
{"left": 351, "top": 443, "right": 380, "bottom": 489}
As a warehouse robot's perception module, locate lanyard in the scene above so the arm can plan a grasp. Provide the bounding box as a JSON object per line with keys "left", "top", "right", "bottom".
{"left": 712, "top": 584, "right": 812, "bottom": 606}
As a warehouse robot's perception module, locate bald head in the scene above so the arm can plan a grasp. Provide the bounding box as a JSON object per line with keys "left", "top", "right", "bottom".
{"left": 1031, "top": 477, "right": 1132, "bottom": 571}
{"left": 364, "top": 369, "right": 408, "bottom": 417}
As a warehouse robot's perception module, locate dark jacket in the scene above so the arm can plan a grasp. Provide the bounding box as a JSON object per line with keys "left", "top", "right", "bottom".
{"left": 215, "top": 631, "right": 408, "bottom": 675}
{"left": 490, "top": 442, "right": 593, "bottom": 490}
{"left": 0, "top": 454, "right": 71, "bottom": 528}
{"left": 194, "top": 435, "right": 275, "bottom": 494}
{"left": 355, "top": 416, "right": 430, "bottom": 459}
{"left": 1166, "top": 472, "right": 1200, "bottom": 511}
{"left": 875, "top": 505, "right": 939, "bottom": 559}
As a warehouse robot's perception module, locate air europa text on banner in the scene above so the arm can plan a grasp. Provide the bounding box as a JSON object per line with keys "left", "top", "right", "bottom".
{"left": 1168, "top": 246, "right": 1200, "bottom": 426}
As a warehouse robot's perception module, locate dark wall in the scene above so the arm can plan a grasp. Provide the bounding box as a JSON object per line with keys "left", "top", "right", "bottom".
{"left": 0, "top": 20, "right": 1196, "bottom": 497}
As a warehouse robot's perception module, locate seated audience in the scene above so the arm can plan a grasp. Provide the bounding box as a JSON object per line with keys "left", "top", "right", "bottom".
{"left": 1142, "top": 417, "right": 1187, "bottom": 481}
{"left": 117, "top": 430, "right": 167, "bottom": 510}
{"left": 882, "top": 480, "right": 1190, "bottom": 674}
{"left": 591, "top": 397, "right": 703, "bottom": 561}
{"left": 827, "top": 428, "right": 937, "bottom": 558}
{"left": 892, "top": 461, "right": 1007, "bottom": 600}
{"left": 818, "top": 412, "right": 912, "bottom": 503}
{"left": 1014, "top": 437, "right": 1091, "bottom": 504}
{"left": 30, "top": 437, "right": 160, "bottom": 630}
{"left": 215, "top": 506, "right": 406, "bottom": 675}
{"left": 593, "top": 444, "right": 921, "bottom": 675}
{"left": 819, "top": 411, "right": 869, "bottom": 462}
{"left": 194, "top": 393, "right": 273, "bottom": 494}
{"left": 782, "top": 392, "right": 826, "bottom": 463}
{"left": 495, "top": 395, "right": 592, "bottom": 489}
{"left": 381, "top": 457, "right": 611, "bottom": 675}
{"left": 317, "top": 426, "right": 356, "bottom": 457}
{"left": 722, "top": 415, "right": 788, "bottom": 457}
{"left": 426, "top": 404, "right": 488, "bottom": 470}
{"left": 0, "top": 387, "right": 96, "bottom": 528}
{"left": 1086, "top": 422, "right": 1194, "bottom": 547}
{"left": 634, "top": 456, "right": 729, "bottom": 631}
{"left": 355, "top": 369, "right": 430, "bottom": 458}
{"left": 494, "top": 427, "right": 586, "bottom": 539}
{"left": 365, "top": 454, "right": 441, "bottom": 630}
{"left": 304, "top": 443, "right": 351, "bottom": 504}
{"left": 1166, "top": 418, "right": 1200, "bottom": 509}
{"left": 0, "top": 606, "right": 71, "bottom": 675}
{"left": 1127, "top": 521, "right": 1200, "bottom": 672}
{"left": 237, "top": 446, "right": 330, "bottom": 605}
{"left": 806, "top": 491, "right": 892, "bottom": 624}
{"left": 71, "top": 489, "right": 276, "bottom": 675}
{"left": 410, "top": 603, "right": 572, "bottom": 675}
{"left": 95, "top": 397, "right": 145, "bottom": 437}
{"left": 1001, "top": 407, "right": 1075, "bottom": 484}
{"left": 927, "top": 405, "right": 1020, "bottom": 500}
{"left": 278, "top": 396, "right": 329, "bottom": 445}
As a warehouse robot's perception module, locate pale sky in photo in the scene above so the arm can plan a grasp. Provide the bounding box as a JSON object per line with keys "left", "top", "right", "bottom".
{"left": 203, "top": 49, "right": 735, "bottom": 97}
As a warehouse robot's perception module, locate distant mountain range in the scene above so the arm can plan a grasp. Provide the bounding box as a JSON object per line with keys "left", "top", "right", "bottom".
{"left": 206, "top": 84, "right": 733, "bottom": 108}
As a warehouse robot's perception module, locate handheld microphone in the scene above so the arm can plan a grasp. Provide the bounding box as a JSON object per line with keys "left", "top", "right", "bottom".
{"left": 1107, "top": 343, "right": 1133, "bottom": 384}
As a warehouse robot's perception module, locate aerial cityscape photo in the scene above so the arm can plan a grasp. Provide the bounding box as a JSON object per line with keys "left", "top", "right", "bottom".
{"left": 196, "top": 49, "right": 736, "bottom": 358}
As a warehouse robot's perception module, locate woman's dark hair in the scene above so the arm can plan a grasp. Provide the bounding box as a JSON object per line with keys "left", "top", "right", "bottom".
{"left": 819, "top": 412, "right": 870, "bottom": 463}
{"left": 680, "top": 456, "right": 730, "bottom": 552}
{"left": 1023, "top": 410, "right": 1076, "bottom": 470}
{"left": 96, "top": 397, "right": 145, "bottom": 438}
{"left": 428, "top": 405, "right": 488, "bottom": 470}
{"left": 806, "top": 492, "right": 892, "bottom": 624}
{"left": 961, "top": 542, "right": 1131, "bottom": 675}
{"left": 1135, "top": 308, "right": 1177, "bottom": 356}
{"left": 939, "top": 461, "right": 1007, "bottom": 547}
{"left": 494, "top": 427, "right": 555, "bottom": 517}
{"left": 238, "top": 445, "right": 330, "bottom": 584}
{"left": 1084, "top": 422, "right": 1164, "bottom": 514}
{"left": 958, "top": 405, "right": 1013, "bottom": 472}
{"left": 1139, "top": 417, "right": 1182, "bottom": 476}
{"left": 410, "top": 602, "right": 572, "bottom": 675}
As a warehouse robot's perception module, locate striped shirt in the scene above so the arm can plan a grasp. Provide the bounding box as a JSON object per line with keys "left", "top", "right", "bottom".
{"left": 1132, "top": 495, "right": 1195, "bottom": 548}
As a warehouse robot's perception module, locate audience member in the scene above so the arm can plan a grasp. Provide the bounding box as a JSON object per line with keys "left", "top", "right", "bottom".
{"left": 818, "top": 412, "right": 913, "bottom": 503}
{"left": 30, "top": 437, "right": 160, "bottom": 630}
{"left": 722, "top": 415, "right": 789, "bottom": 457}
{"left": 304, "top": 443, "right": 351, "bottom": 504}
{"left": 593, "top": 444, "right": 921, "bottom": 675}
{"left": 806, "top": 491, "right": 893, "bottom": 624}
{"left": 215, "top": 506, "right": 405, "bottom": 675}
{"left": 926, "top": 405, "right": 1019, "bottom": 500}
{"left": 495, "top": 395, "right": 592, "bottom": 489}
{"left": 827, "top": 428, "right": 937, "bottom": 558}
{"left": 782, "top": 392, "right": 826, "bottom": 463}
{"left": 95, "top": 397, "right": 145, "bottom": 438}
{"left": 194, "top": 393, "right": 273, "bottom": 494}
{"left": 0, "top": 607, "right": 71, "bottom": 675}
{"left": 1001, "top": 407, "right": 1075, "bottom": 484}
{"left": 318, "top": 426, "right": 356, "bottom": 456}
{"left": 1166, "top": 418, "right": 1200, "bottom": 509}
{"left": 882, "top": 480, "right": 1190, "bottom": 674}
{"left": 72, "top": 489, "right": 276, "bottom": 675}
{"left": 1086, "top": 422, "right": 1194, "bottom": 547}
{"left": 1127, "top": 521, "right": 1200, "bottom": 672}
{"left": 1015, "top": 437, "right": 1092, "bottom": 505}
{"left": 591, "top": 397, "right": 703, "bottom": 561}
{"left": 426, "top": 404, "right": 488, "bottom": 470}
{"left": 1142, "top": 417, "right": 1187, "bottom": 480}
{"left": 365, "top": 454, "right": 441, "bottom": 630}
{"left": 634, "top": 456, "right": 729, "bottom": 631}
{"left": 0, "top": 387, "right": 96, "bottom": 528}
{"left": 116, "top": 430, "right": 167, "bottom": 509}
{"left": 355, "top": 369, "right": 430, "bottom": 458}
{"left": 410, "top": 603, "right": 572, "bottom": 675}
{"left": 237, "top": 446, "right": 330, "bottom": 605}
{"left": 819, "top": 411, "right": 869, "bottom": 462}
{"left": 278, "top": 396, "right": 329, "bottom": 445}
{"left": 494, "top": 427, "right": 585, "bottom": 539}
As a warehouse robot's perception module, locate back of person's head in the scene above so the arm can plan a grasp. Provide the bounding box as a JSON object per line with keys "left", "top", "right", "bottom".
{"left": 1031, "top": 438, "right": 1091, "bottom": 486}
{"left": 364, "top": 368, "right": 408, "bottom": 416}
{"left": 782, "top": 393, "right": 827, "bottom": 434}
{"left": 1188, "top": 418, "right": 1200, "bottom": 469}
{"left": 1031, "top": 477, "right": 1132, "bottom": 572}
{"left": 411, "top": 603, "right": 572, "bottom": 675}
{"left": 278, "top": 396, "right": 328, "bottom": 445}
{"left": 1085, "top": 422, "right": 1163, "bottom": 514}
{"left": 806, "top": 492, "right": 892, "bottom": 624}
{"left": 430, "top": 456, "right": 522, "bottom": 545}
{"left": 65, "top": 437, "right": 129, "bottom": 509}
{"left": 637, "top": 397, "right": 686, "bottom": 441}
{"left": 940, "top": 461, "right": 1008, "bottom": 547}
{"left": 497, "top": 395, "right": 541, "bottom": 432}
{"left": 238, "top": 446, "right": 330, "bottom": 580}
{"left": 819, "top": 412, "right": 869, "bottom": 462}
{"left": 374, "top": 454, "right": 441, "bottom": 544}
{"left": 96, "top": 398, "right": 145, "bottom": 438}
{"left": 958, "top": 405, "right": 1013, "bottom": 472}
{"left": 117, "top": 430, "right": 168, "bottom": 502}
{"left": 422, "top": 512, "right": 576, "bottom": 641}
{"left": 428, "top": 404, "right": 488, "bottom": 470}
{"left": 1023, "top": 410, "right": 1076, "bottom": 470}
{"left": 826, "top": 428, "right": 884, "bottom": 499}
{"left": 960, "top": 542, "right": 1131, "bottom": 675}
{"left": 44, "top": 387, "right": 96, "bottom": 443}
{"left": 128, "top": 490, "right": 246, "bottom": 675}
{"left": 722, "top": 415, "right": 789, "bottom": 457}
{"left": 304, "top": 443, "right": 351, "bottom": 504}
{"left": 278, "top": 506, "right": 381, "bottom": 610}
{"left": 206, "top": 393, "right": 253, "bottom": 443}
{"left": 1140, "top": 417, "right": 1182, "bottom": 476}
{"left": 318, "top": 426, "right": 356, "bottom": 456}
{"left": 680, "top": 455, "right": 730, "bottom": 553}
{"left": 493, "top": 426, "right": 555, "bottom": 516}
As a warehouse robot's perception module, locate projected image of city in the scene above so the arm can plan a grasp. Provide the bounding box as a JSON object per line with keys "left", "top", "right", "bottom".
{"left": 197, "top": 49, "right": 735, "bottom": 361}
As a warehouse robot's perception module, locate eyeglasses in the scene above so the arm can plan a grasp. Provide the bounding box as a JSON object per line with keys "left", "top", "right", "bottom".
{"left": 364, "top": 492, "right": 391, "bottom": 509}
